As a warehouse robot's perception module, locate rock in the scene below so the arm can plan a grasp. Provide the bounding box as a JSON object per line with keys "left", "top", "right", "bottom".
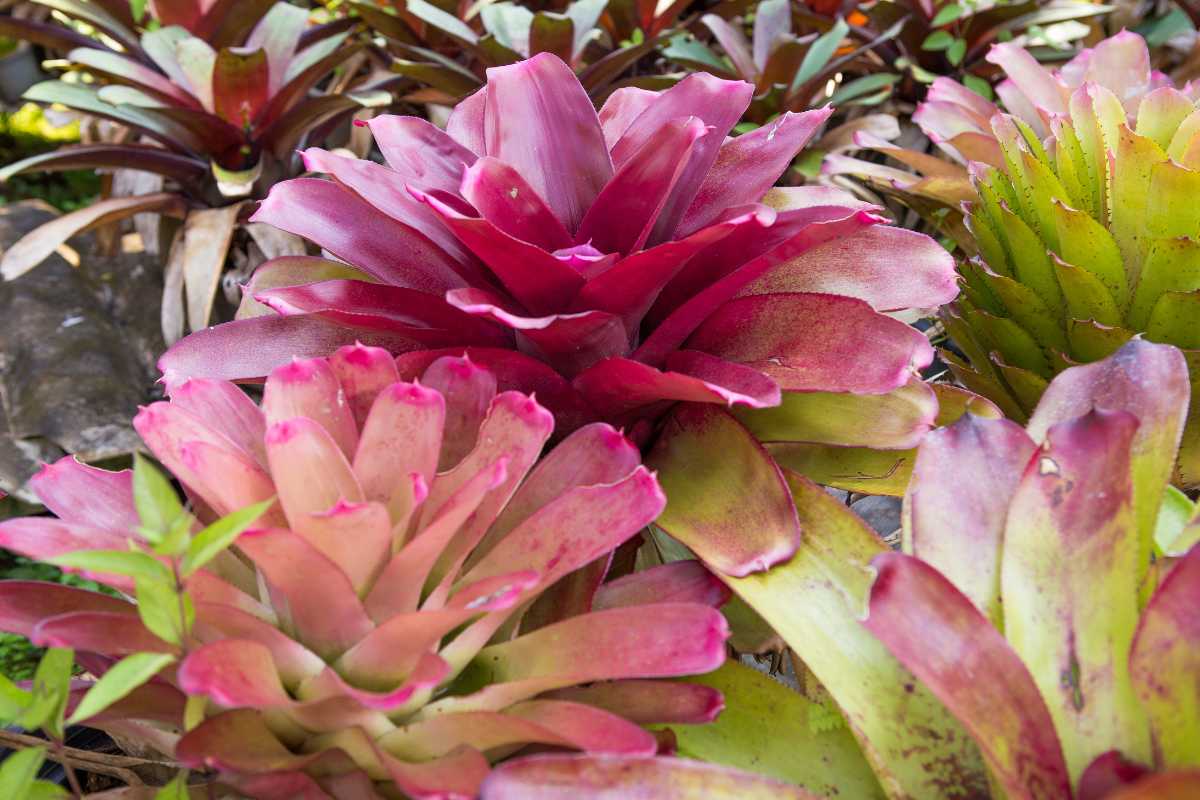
{"left": 0, "top": 201, "right": 164, "bottom": 502}
{"left": 850, "top": 494, "right": 903, "bottom": 547}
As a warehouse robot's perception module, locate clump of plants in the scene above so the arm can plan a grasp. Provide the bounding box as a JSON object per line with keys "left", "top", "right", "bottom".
{"left": 0, "top": 4, "right": 1197, "bottom": 798}
{"left": 0, "top": 1, "right": 384, "bottom": 343}
{"left": 514, "top": 339, "right": 1200, "bottom": 798}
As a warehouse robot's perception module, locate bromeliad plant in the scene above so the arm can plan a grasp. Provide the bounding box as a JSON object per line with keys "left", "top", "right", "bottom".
{"left": 0, "top": 345, "right": 730, "bottom": 798}
{"left": 919, "top": 31, "right": 1200, "bottom": 486}
{"left": 863, "top": 336, "right": 1200, "bottom": 797}
{"left": 159, "top": 51, "right": 960, "bottom": 574}
{"left": 0, "top": 3, "right": 383, "bottom": 340}
{"left": 571, "top": 338, "right": 1200, "bottom": 798}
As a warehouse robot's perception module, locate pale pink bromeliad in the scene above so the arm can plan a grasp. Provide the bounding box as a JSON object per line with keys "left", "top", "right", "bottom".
{"left": 0, "top": 346, "right": 731, "bottom": 799}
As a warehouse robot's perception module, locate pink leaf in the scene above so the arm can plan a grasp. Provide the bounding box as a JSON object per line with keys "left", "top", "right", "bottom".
{"left": 480, "top": 754, "right": 820, "bottom": 798}
{"left": 328, "top": 343, "right": 402, "bottom": 428}
{"left": 684, "top": 292, "right": 932, "bottom": 394}
{"left": 546, "top": 680, "right": 724, "bottom": 725}
{"left": 736, "top": 224, "right": 959, "bottom": 312}
{"left": 0, "top": 581, "right": 135, "bottom": 638}
{"left": 483, "top": 54, "right": 613, "bottom": 231}
{"left": 237, "top": 528, "right": 374, "bottom": 659}
{"left": 29, "top": 457, "right": 136, "bottom": 531}
{"left": 576, "top": 117, "right": 708, "bottom": 256}
{"left": 367, "top": 115, "right": 477, "bottom": 192}
{"left": 904, "top": 414, "right": 1037, "bottom": 625}
{"left": 679, "top": 108, "right": 832, "bottom": 236}
{"left": 863, "top": 551, "right": 1072, "bottom": 799}
{"left": 250, "top": 178, "right": 470, "bottom": 293}
{"left": 460, "top": 156, "right": 573, "bottom": 251}
{"left": 593, "top": 561, "right": 730, "bottom": 610}
{"left": 264, "top": 357, "right": 359, "bottom": 459}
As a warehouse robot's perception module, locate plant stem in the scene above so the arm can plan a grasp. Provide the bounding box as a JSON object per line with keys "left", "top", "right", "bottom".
{"left": 57, "top": 741, "right": 85, "bottom": 798}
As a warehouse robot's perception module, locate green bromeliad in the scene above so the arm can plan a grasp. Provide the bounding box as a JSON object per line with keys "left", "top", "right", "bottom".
{"left": 873, "top": 31, "right": 1200, "bottom": 487}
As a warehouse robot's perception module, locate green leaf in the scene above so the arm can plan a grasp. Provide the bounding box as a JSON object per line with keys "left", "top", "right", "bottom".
{"left": 27, "top": 782, "right": 69, "bottom": 800}
{"left": 68, "top": 652, "right": 175, "bottom": 725}
{"left": 828, "top": 73, "right": 899, "bottom": 106}
{"left": 0, "top": 747, "right": 48, "bottom": 800}
{"left": 931, "top": 3, "right": 963, "bottom": 25}
{"left": 692, "top": 474, "right": 990, "bottom": 795}
{"left": 129, "top": 0, "right": 146, "bottom": 23}
{"left": 135, "top": 577, "right": 185, "bottom": 646}
{"left": 663, "top": 33, "right": 731, "bottom": 75}
{"left": 1154, "top": 485, "right": 1198, "bottom": 557}
{"left": 154, "top": 514, "right": 194, "bottom": 559}
{"left": 963, "top": 73, "right": 994, "bottom": 100}
{"left": 17, "top": 648, "right": 73, "bottom": 739}
{"left": 50, "top": 550, "right": 171, "bottom": 583}
{"left": 1135, "top": 7, "right": 1193, "bottom": 48}
{"left": 154, "top": 772, "right": 191, "bottom": 800}
{"left": 133, "top": 453, "right": 184, "bottom": 542}
{"left": 947, "top": 38, "right": 966, "bottom": 65}
{"left": 666, "top": 661, "right": 884, "bottom": 797}
{"left": 0, "top": 673, "right": 32, "bottom": 722}
{"left": 921, "top": 30, "right": 955, "bottom": 50}
{"left": 180, "top": 498, "right": 274, "bottom": 577}
{"left": 792, "top": 17, "right": 849, "bottom": 90}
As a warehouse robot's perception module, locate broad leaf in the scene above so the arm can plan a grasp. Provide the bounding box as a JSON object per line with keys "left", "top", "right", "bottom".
{"left": 480, "top": 754, "right": 822, "bottom": 798}
{"left": 686, "top": 470, "right": 990, "bottom": 796}
{"left": 668, "top": 661, "right": 885, "bottom": 797}
{"left": 648, "top": 404, "right": 801, "bottom": 577}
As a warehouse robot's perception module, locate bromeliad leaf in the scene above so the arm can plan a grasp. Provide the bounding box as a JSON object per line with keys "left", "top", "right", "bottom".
{"left": 68, "top": 652, "right": 176, "bottom": 725}
{"left": 180, "top": 497, "right": 275, "bottom": 577}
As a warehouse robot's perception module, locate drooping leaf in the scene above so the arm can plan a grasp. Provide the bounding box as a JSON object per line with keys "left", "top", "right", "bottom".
{"left": 1, "top": 192, "right": 187, "bottom": 281}
{"left": 648, "top": 404, "right": 801, "bottom": 577}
